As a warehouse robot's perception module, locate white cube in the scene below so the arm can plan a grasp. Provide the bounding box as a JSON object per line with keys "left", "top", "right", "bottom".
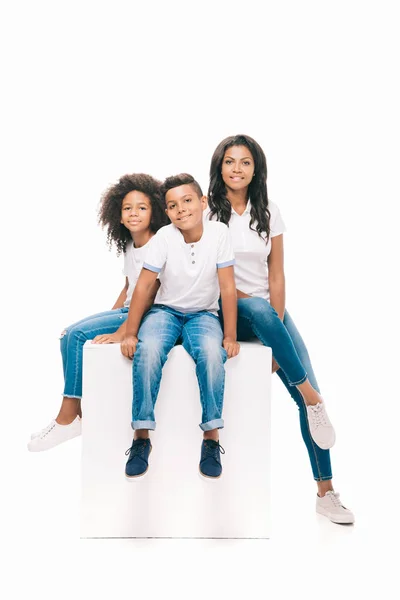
{"left": 81, "top": 341, "right": 271, "bottom": 538}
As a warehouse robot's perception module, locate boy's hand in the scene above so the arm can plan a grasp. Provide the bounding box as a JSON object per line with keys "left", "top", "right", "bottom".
{"left": 223, "top": 337, "right": 240, "bottom": 359}
{"left": 92, "top": 331, "right": 124, "bottom": 344}
{"left": 120, "top": 335, "right": 138, "bottom": 359}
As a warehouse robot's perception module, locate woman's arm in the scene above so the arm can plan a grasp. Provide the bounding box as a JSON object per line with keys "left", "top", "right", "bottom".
{"left": 218, "top": 266, "right": 240, "bottom": 358}
{"left": 112, "top": 277, "right": 129, "bottom": 309}
{"left": 268, "top": 234, "right": 285, "bottom": 320}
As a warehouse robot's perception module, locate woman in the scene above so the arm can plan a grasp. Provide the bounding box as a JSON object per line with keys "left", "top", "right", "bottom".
{"left": 207, "top": 134, "right": 354, "bottom": 524}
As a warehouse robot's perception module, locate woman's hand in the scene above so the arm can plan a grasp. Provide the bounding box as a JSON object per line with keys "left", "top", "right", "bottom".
{"left": 92, "top": 331, "right": 124, "bottom": 344}
{"left": 223, "top": 338, "right": 240, "bottom": 359}
{"left": 271, "top": 357, "right": 280, "bottom": 373}
{"left": 120, "top": 335, "right": 139, "bottom": 359}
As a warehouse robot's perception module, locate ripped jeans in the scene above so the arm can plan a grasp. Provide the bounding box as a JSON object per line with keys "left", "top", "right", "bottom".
{"left": 59, "top": 307, "right": 129, "bottom": 398}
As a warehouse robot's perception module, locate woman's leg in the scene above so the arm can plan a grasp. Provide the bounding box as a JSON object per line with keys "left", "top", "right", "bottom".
{"left": 237, "top": 298, "right": 334, "bottom": 470}
{"left": 279, "top": 311, "right": 333, "bottom": 486}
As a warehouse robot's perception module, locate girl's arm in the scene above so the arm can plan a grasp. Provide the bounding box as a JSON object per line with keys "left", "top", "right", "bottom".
{"left": 120, "top": 269, "right": 158, "bottom": 358}
{"left": 112, "top": 278, "right": 129, "bottom": 309}
{"left": 218, "top": 266, "right": 240, "bottom": 358}
{"left": 268, "top": 234, "right": 285, "bottom": 321}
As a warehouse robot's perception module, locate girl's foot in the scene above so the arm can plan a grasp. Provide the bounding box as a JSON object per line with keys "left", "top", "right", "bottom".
{"left": 27, "top": 416, "right": 82, "bottom": 452}
{"left": 316, "top": 490, "right": 355, "bottom": 524}
{"left": 306, "top": 400, "right": 336, "bottom": 449}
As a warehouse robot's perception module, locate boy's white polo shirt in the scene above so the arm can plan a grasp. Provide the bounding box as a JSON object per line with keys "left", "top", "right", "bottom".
{"left": 143, "top": 220, "right": 235, "bottom": 314}
{"left": 206, "top": 200, "right": 286, "bottom": 301}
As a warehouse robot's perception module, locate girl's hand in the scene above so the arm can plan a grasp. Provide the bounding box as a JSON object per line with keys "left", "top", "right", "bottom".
{"left": 120, "top": 335, "right": 138, "bottom": 359}
{"left": 92, "top": 331, "right": 124, "bottom": 344}
{"left": 223, "top": 338, "right": 240, "bottom": 359}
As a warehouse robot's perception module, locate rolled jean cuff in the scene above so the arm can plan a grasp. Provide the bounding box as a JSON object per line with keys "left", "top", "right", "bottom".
{"left": 287, "top": 372, "right": 308, "bottom": 386}
{"left": 200, "top": 418, "right": 224, "bottom": 431}
{"left": 131, "top": 420, "right": 156, "bottom": 430}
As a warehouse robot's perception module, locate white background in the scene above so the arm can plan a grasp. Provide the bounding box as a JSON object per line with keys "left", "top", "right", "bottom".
{"left": 1, "top": 1, "right": 399, "bottom": 598}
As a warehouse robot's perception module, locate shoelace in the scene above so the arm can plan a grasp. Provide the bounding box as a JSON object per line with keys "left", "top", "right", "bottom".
{"left": 125, "top": 440, "right": 148, "bottom": 459}
{"left": 39, "top": 421, "right": 56, "bottom": 439}
{"left": 203, "top": 441, "right": 225, "bottom": 463}
{"left": 326, "top": 491, "right": 343, "bottom": 507}
{"left": 308, "top": 403, "right": 328, "bottom": 427}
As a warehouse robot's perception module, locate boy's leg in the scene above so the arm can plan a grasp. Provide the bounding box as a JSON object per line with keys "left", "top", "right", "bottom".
{"left": 182, "top": 312, "right": 227, "bottom": 478}
{"left": 131, "top": 307, "right": 182, "bottom": 430}
{"left": 126, "top": 306, "right": 182, "bottom": 478}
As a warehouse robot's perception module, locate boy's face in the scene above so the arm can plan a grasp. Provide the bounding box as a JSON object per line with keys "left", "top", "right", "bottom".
{"left": 165, "top": 184, "right": 207, "bottom": 231}
{"left": 121, "top": 191, "right": 152, "bottom": 234}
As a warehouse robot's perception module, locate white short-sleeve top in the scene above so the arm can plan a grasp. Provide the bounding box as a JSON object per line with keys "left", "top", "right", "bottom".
{"left": 123, "top": 239, "right": 152, "bottom": 308}
{"left": 207, "top": 200, "right": 286, "bottom": 301}
{"left": 143, "top": 220, "right": 235, "bottom": 314}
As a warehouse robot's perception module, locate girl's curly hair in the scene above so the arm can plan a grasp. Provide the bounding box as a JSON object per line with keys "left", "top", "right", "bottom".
{"left": 207, "top": 134, "right": 271, "bottom": 242}
{"left": 98, "top": 173, "right": 169, "bottom": 255}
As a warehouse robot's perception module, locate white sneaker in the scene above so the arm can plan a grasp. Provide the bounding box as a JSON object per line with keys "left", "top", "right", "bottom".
{"left": 306, "top": 401, "right": 336, "bottom": 449}
{"left": 27, "top": 416, "right": 82, "bottom": 452}
{"left": 316, "top": 491, "right": 355, "bottom": 524}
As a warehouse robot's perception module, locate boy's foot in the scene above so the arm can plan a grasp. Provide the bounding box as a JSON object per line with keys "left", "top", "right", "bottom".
{"left": 199, "top": 439, "right": 225, "bottom": 479}
{"left": 27, "top": 416, "right": 82, "bottom": 452}
{"left": 125, "top": 438, "right": 152, "bottom": 478}
{"left": 306, "top": 401, "right": 336, "bottom": 449}
{"left": 316, "top": 491, "right": 355, "bottom": 524}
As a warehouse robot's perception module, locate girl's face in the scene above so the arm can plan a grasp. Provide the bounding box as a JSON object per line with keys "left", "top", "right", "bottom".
{"left": 221, "top": 145, "right": 255, "bottom": 192}
{"left": 121, "top": 191, "right": 152, "bottom": 234}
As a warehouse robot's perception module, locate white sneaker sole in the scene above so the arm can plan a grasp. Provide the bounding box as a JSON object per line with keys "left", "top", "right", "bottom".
{"left": 316, "top": 506, "right": 355, "bottom": 524}
{"left": 27, "top": 429, "right": 81, "bottom": 452}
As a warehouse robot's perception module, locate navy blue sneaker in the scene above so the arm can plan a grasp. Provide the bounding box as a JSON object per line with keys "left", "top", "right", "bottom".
{"left": 125, "top": 438, "right": 152, "bottom": 478}
{"left": 199, "top": 439, "right": 225, "bottom": 479}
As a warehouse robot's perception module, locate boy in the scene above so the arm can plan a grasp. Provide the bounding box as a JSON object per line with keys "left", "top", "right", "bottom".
{"left": 121, "top": 173, "right": 239, "bottom": 479}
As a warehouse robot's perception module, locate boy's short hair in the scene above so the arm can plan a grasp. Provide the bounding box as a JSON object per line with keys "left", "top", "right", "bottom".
{"left": 161, "top": 173, "right": 203, "bottom": 205}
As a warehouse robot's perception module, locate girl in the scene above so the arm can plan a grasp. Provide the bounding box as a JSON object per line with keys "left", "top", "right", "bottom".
{"left": 28, "top": 173, "right": 169, "bottom": 452}
{"left": 207, "top": 134, "right": 354, "bottom": 524}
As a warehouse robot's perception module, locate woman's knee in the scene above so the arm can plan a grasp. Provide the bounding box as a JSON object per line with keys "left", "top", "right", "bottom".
{"left": 238, "top": 297, "right": 279, "bottom": 322}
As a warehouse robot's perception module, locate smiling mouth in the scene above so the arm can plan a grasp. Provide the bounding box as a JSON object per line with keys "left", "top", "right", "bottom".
{"left": 128, "top": 220, "right": 141, "bottom": 225}
{"left": 178, "top": 214, "right": 192, "bottom": 221}
{"left": 230, "top": 176, "right": 244, "bottom": 180}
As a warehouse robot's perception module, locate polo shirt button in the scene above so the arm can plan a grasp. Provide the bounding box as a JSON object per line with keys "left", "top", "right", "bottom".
{"left": 192, "top": 261, "right": 195, "bottom": 264}
{"left": 191, "top": 252, "right": 194, "bottom": 256}
{"left": 191, "top": 244, "right": 194, "bottom": 248}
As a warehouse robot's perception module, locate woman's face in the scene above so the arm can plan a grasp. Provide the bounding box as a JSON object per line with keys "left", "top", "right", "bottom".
{"left": 221, "top": 145, "right": 255, "bottom": 192}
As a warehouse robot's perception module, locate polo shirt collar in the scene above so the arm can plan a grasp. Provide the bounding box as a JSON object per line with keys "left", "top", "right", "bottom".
{"left": 231, "top": 199, "right": 251, "bottom": 216}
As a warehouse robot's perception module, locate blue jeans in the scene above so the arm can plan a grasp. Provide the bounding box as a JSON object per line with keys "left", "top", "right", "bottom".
{"left": 60, "top": 307, "right": 129, "bottom": 398}
{"left": 132, "top": 305, "right": 227, "bottom": 431}
{"left": 234, "top": 297, "right": 332, "bottom": 481}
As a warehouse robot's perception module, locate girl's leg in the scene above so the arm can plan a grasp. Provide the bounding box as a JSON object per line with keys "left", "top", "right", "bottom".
{"left": 28, "top": 308, "right": 129, "bottom": 451}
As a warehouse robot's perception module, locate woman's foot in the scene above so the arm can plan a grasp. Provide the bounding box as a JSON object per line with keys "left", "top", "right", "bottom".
{"left": 28, "top": 416, "right": 82, "bottom": 452}
{"left": 316, "top": 490, "right": 355, "bottom": 524}
{"left": 306, "top": 400, "right": 336, "bottom": 449}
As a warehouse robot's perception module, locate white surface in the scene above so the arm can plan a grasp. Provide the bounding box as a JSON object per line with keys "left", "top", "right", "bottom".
{"left": 81, "top": 342, "right": 271, "bottom": 538}
{"left": 3, "top": 1, "right": 399, "bottom": 597}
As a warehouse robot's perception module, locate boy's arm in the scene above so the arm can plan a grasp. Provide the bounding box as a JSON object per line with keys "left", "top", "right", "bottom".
{"left": 121, "top": 268, "right": 158, "bottom": 359}
{"left": 217, "top": 266, "right": 240, "bottom": 358}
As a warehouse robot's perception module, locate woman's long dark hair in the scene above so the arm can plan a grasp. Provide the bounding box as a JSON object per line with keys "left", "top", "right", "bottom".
{"left": 207, "top": 134, "right": 271, "bottom": 241}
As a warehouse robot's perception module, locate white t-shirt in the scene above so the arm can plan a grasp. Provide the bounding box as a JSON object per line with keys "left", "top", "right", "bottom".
{"left": 143, "top": 220, "right": 235, "bottom": 314}
{"left": 123, "top": 238, "right": 153, "bottom": 307}
{"left": 206, "top": 200, "right": 286, "bottom": 301}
